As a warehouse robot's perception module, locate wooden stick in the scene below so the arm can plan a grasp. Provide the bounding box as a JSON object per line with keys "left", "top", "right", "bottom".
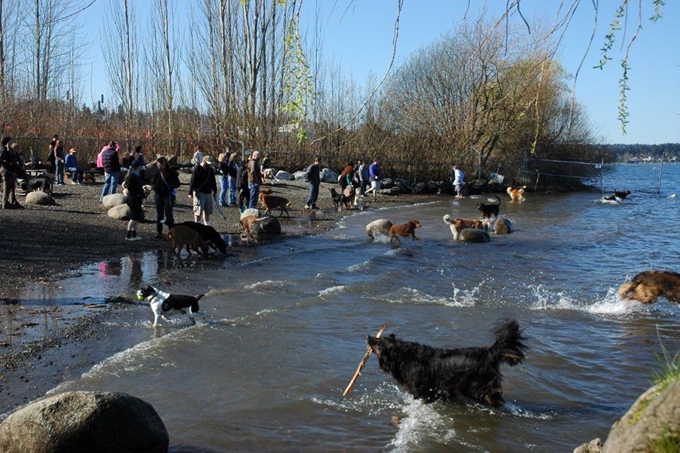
{"left": 342, "top": 324, "right": 387, "bottom": 396}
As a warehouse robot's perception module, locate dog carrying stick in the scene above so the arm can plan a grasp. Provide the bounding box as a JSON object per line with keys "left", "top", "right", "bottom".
{"left": 342, "top": 324, "right": 387, "bottom": 396}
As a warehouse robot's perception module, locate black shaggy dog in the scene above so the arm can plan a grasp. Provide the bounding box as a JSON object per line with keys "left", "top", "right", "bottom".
{"left": 330, "top": 188, "right": 351, "bottom": 211}
{"left": 367, "top": 318, "right": 527, "bottom": 407}
{"left": 476, "top": 195, "right": 502, "bottom": 219}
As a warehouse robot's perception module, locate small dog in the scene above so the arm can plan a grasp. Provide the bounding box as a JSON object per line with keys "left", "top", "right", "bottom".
{"left": 507, "top": 186, "right": 526, "bottom": 202}
{"left": 330, "top": 188, "right": 352, "bottom": 211}
{"left": 388, "top": 220, "right": 422, "bottom": 243}
{"left": 21, "top": 176, "right": 53, "bottom": 196}
{"left": 261, "top": 195, "right": 292, "bottom": 217}
{"left": 477, "top": 195, "right": 501, "bottom": 219}
{"left": 618, "top": 270, "right": 680, "bottom": 304}
{"left": 604, "top": 190, "right": 631, "bottom": 202}
{"left": 366, "top": 219, "right": 393, "bottom": 239}
{"left": 169, "top": 221, "right": 227, "bottom": 254}
{"left": 168, "top": 225, "right": 209, "bottom": 260}
{"left": 137, "top": 285, "right": 204, "bottom": 326}
{"left": 367, "top": 318, "right": 527, "bottom": 406}
{"left": 442, "top": 214, "right": 485, "bottom": 241}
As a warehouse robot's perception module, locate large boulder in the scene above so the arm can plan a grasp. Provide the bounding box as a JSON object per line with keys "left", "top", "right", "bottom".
{"left": 107, "top": 204, "right": 133, "bottom": 220}
{"left": 274, "top": 170, "right": 293, "bottom": 181}
{"left": 254, "top": 215, "right": 281, "bottom": 235}
{"left": 25, "top": 191, "right": 55, "bottom": 206}
{"left": 459, "top": 229, "right": 491, "bottom": 243}
{"left": 320, "top": 168, "right": 337, "bottom": 183}
{"left": 366, "top": 219, "right": 393, "bottom": 239}
{"left": 601, "top": 381, "right": 680, "bottom": 453}
{"left": 0, "top": 391, "right": 168, "bottom": 453}
{"left": 102, "top": 193, "right": 127, "bottom": 208}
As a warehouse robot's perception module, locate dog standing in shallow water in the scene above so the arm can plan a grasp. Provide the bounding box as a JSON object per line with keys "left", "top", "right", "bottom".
{"left": 367, "top": 318, "right": 527, "bottom": 406}
{"left": 442, "top": 214, "right": 485, "bottom": 241}
{"left": 618, "top": 270, "right": 680, "bottom": 304}
{"left": 388, "top": 220, "right": 422, "bottom": 243}
{"left": 137, "top": 285, "right": 204, "bottom": 326}
{"left": 477, "top": 195, "right": 502, "bottom": 219}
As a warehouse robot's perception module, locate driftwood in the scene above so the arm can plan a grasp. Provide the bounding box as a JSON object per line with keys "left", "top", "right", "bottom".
{"left": 342, "top": 324, "right": 387, "bottom": 396}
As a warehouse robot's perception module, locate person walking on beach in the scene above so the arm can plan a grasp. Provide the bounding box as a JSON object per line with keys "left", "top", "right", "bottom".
{"left": 124, "top": 160, "right": 145, "bottom": 240}
{"left": 247, "top": 151, "right": 262, "bottom": 209}
{"left": 452, "top": 164, "right": 464, "bottom": 199}
{"left": 304, "top": 155, "right": 321, "bottom": 210}
{"left": 99, "top": 141, "right": 121, "bottom": 201}
{"left": 236, "top": 157, "right": 250, "bottom": 211}
{"left": 365, "top": 158, "right": 382, "bottom": 201}
{"left": 152, "top": 156, "right": 180, "bottom": 238}
{"left": 189, "top": 155, "right": 217, "bottom": 225}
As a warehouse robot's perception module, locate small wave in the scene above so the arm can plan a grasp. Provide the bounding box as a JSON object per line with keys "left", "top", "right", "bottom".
{"left": 244, "top": 280, "right": 286, "bottom": 291}
{"left": 319, "top": 285, "right": 347, "bottom": 298}
{"left": 389, "top": 396, "right": 456, "bottom": 452}
{"left": 348, "top": 260, "right": 371, "bottom": 272}
{"left": 504, "top": 401, "right": 555, "bottom": 420}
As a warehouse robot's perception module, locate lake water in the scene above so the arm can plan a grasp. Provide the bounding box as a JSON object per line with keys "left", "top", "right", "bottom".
{"left": 12, "top": 164, "right": 680, "bottom": 452}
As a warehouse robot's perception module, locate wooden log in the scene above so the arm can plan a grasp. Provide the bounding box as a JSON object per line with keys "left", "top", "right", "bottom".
{"left": 342, "top": 324, "right": 387, "bottom": 396}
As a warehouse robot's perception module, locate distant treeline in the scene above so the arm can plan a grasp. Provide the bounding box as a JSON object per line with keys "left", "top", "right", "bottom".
{"left": 599, "top": 143, "right": 680, "bottom": 163}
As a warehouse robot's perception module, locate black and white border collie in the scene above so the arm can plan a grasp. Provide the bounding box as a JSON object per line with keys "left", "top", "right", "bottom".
{"left": 137, "top": 285, "right": 204, "bottom": 326}
{"left": 367, "top": 318, "right": 528, "bottom": 407}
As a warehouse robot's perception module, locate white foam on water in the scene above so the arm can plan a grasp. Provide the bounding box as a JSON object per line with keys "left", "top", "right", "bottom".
{"left": 319, "top": 285, "right": 347, "bottom": 298}
{"left": 388, "top": 396, "right": 456, "bottom": 452}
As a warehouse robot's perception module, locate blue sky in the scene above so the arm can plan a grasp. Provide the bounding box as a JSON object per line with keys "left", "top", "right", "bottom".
{"left": 82, "top": 1, "right": 679, "bottom": 145}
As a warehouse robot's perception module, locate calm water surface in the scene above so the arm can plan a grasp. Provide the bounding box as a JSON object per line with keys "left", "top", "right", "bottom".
{"left": 12, "top": 165, "right": 680, "bottom": 452}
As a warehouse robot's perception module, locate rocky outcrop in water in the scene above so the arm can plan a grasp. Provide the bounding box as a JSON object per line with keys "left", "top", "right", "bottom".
{"left": 574, "top": 381, "right": 680, "bottom": 453}
{"left": 0, "top": 391, "right": 168, "bottom": 453}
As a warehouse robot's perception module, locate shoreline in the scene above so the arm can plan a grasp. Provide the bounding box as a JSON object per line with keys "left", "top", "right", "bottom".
{"left": 0, "top": 175, "right": 421, "bottom": 416}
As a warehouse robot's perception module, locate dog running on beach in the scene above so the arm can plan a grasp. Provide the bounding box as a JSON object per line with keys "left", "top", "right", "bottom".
{"left": 618, "top": 270, "right": 680, "bottom": 305}
{"left": 367, "top": 318, "right": 528, "bottom": 406}
{"left": 137, "top": 285, "right": 204, "bottom": 326}
{"left": 168, "top": 225, "right": 210, "bottom": 260}
{"left": 603, "top": 190, "right": 631, "bottom": 202}
{"left": 388, "top": 220, "right": 422, "bottom": 243}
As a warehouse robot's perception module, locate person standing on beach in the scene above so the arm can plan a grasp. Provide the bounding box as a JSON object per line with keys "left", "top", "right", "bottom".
{"left": 189, "top": 155, "right": 217, "bottom": 225}
{"left": 53, "top": 138, "right": 65, "bottom": 185}
{"left": 99, "top": 141, "right": 121, "bottom": 201}
{"left": 124, "top": 160, "right": 145, "bottom": 240}
{"left": 152, "top": 156, "right": 180, "bottom": 238}
{"left": 247, "top": 151, "right": 262, "bottom": 209}
{"left": 236, "top": 156, "right": 250, "bottom": 211}
{"left": 304, "top": 155, "right": 321, "bottom": 210}
{"left": 452, "top": 164, "right": 464, "bottom": 199}
{"left": 226, "top": 151, "right": 239, "bottom": 206}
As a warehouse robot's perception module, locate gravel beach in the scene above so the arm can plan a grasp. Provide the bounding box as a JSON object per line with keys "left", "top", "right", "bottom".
{"left": 0, "top": 170, "right": 416, "bottom": 415}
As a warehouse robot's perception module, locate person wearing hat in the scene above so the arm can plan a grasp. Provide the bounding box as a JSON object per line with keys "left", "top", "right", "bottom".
{"left": 188, "top": 154, "right": 217, "bottom": 225}
{"left": 64, "top": 148, "right": 84, "bottom": 184}
{"left": 124, "top": 159, "right": 146, "bottom": 241}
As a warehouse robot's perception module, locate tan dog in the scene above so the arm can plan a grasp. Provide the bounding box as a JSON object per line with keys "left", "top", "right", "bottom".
{"left": 442, "top": 214, "right": 485, "bottom": 241}
{"left": 618, "top": 270, "right": 680, "bottom": 304}
{"left": 258, "top": 187, "right": 273, "bottom": 207}
{"left": 261, "top": 195, "right": 292, "bottom": 217}
{"left": 168, "top": 225, "right": 209, "bottom": 260}
{"left": 389, "top": 220, "right": 422, "bottom": 243}
{"left": 124, "top": 184, "right": 152, "bottom": 199}
{"left": 507, "top": 186, "right": 526, "bottom": 202}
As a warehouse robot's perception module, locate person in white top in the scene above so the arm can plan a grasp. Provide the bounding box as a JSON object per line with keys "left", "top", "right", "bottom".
{"left": 452, "top": 165, "right": 464, "bottom": 199}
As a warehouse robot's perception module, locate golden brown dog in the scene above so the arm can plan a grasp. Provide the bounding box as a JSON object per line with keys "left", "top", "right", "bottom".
{"left": 261, "top": 195, "right": 292, "bottom": 217}
{"left": 389, "top": 220, "right": 422, "bottom": 243}
{"left": 442, "top": 214, "right": 485, "bottom": 241}
{"left": 258, "top": 187, "right": 273, "bottom": 207}
{"left": 168, "top": 225, "right": 209, "bottom": 260}
{"left": 618, "top": 270, "right": 680, "bottom": 304}
{"left": 507, "top": 186, "right": 526, "bottom": 202}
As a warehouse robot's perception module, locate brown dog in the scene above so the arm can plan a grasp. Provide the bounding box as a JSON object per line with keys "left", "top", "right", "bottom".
{"left": 168, "top": 225, "right": 209, "bottom": 260}
{"left": 507, "top": 186, "right": 526, "bottom": 202}
{"left": 258, "top": 187, "right": 273, "bottom": 207}
{"left": 442, "top": 214, "right": 485, "bottom": 241}
{"left": 618, "top": 270, "right": 680, "bottom": 304}
{"left": 261, "top": 195, "right": 292, "bottom": 217}
{"left": 389, "top": 220, "right": 422, "bottom": 243}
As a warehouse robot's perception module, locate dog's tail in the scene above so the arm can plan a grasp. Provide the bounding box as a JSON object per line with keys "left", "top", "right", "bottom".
{"left": 192, "top": 293, "right": 205, "bottom": 313}
{"left": 443, "top": 214, "right": 452, "bottom": 225}
{"left": 494, "top": 195, "right": 502, "bottom": 205}
{"left": 488, "top": 318, "right": 527, "bottom": 366}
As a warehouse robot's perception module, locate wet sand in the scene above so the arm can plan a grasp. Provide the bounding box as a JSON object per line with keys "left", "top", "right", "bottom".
{"left": 0, "top": 172, "right": 412, "bottom": 415}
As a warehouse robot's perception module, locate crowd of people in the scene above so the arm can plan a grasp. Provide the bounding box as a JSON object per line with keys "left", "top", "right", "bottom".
{"left": 2, "top": 133, "right": 471, "bottom": 241}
